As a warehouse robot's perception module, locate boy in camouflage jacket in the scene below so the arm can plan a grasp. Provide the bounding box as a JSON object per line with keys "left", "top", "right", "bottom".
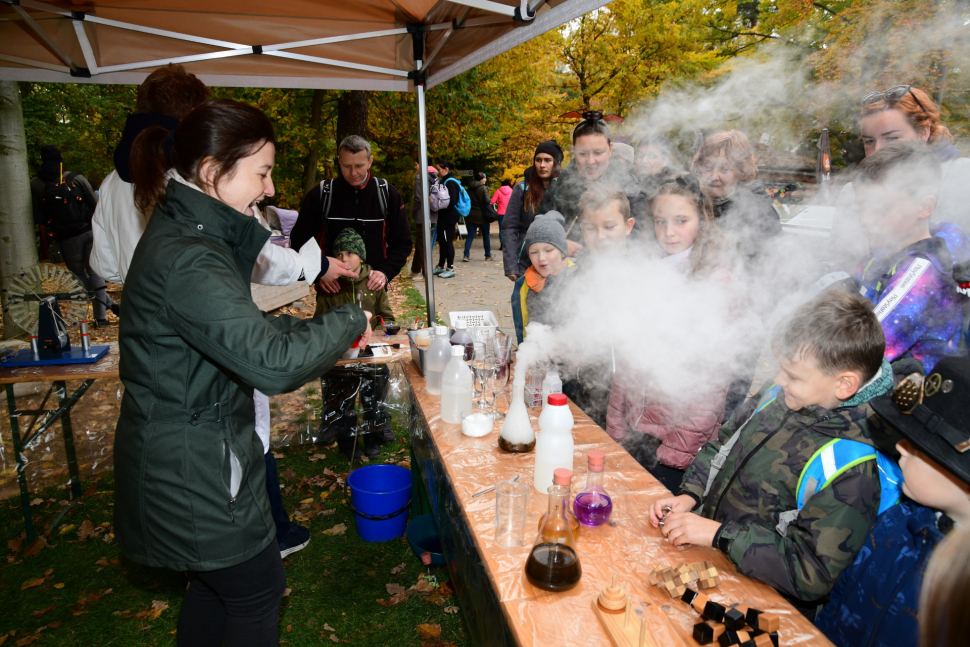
{"left": 650, "top": 290, "right": 893, "bottom": 618}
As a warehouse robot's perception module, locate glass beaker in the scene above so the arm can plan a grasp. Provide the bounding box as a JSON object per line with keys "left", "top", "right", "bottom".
{"left": 525, "top": 483, "right": 582, "bottom": 592}
{"left": 495, "top": 480, "right": 529, "bottom": 549}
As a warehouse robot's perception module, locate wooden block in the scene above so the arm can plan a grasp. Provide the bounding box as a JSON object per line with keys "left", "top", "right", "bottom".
{"left": 648, "top": 564, "right": 671, "bottom": 586}
{"left": 724, "top": 608, "right": 746, "bottom": 630}
{"left": 703, "top": 600, "right": 726, "bottom": 623}
{"left": 592, "top": 598, "right": 658, "bottom": 647}
{"left": 691, "top": 593, "right": 711, "bottom": 615}
{"left": 681, "top": 588, "right": 699, "bottom": 606}
{"left": 693, "top": 622, "right": 717, "bottom": 644}
{"left": 753, "top": 634, "right": 773, "bottom": 647}
{"left": 757, "top": 613, "right": 780, "bottom": 633}
{"left": 717, "top": 629, "right": 751, "bottom": 646}
{"left": 745, "top": 608, "right": 763, "bottom": 628}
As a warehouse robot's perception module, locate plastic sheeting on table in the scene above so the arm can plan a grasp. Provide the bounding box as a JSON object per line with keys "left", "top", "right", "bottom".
{"left": 402, "top": 359, "right": 834, "bottom": 647}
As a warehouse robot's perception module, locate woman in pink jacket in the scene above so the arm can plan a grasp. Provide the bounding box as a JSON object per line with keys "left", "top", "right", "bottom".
{"left": 491, "top": 179, "right": 513, "bottom": 250}
{"left": 606, "top": 176, "right": 736, "bottom": 491}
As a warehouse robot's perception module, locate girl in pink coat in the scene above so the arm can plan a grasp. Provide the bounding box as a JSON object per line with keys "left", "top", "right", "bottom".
{"left": 606, "top": 176, "right": 736, "bottom": 491}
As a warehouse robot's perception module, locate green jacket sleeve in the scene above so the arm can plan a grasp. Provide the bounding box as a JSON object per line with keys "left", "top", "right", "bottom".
{"left": 166, "top": 247, "right": 366, "bottom": 396}
{"left": 713, "top": 463, "right": 881, "bottom": 601}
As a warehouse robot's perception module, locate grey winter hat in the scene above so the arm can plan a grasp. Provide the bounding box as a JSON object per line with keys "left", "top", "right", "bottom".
{"left": 524, "top": 211, "right": 568, "bottom": 257}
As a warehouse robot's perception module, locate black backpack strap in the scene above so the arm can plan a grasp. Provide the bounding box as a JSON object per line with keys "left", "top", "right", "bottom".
{"left": 319, "top": 179, "right": 333, "bottom": 219}
{"left": 376, "top": 178, "right": 389, "bottom": 219}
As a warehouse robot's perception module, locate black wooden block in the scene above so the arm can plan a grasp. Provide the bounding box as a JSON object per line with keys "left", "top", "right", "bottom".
{"left": 704, "top": 600, "right": 726, "bottom": 623}
{"left": 693, "top": 622, "right": 715, "bottom": 644}
{"left": 724, "top": 608, "right": 746, "bottom": 630}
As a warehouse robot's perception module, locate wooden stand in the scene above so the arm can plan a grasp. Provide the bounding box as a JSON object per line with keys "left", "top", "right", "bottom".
{"left": 592, "top": 575, "right": 657, "bottom": 647}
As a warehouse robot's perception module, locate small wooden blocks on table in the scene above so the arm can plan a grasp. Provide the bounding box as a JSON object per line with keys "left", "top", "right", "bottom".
{"left": 648, "top": 560, "right": 721, "bottom": 599}
{"left": 682, "top": 591, "right": 781, "bottom": 646}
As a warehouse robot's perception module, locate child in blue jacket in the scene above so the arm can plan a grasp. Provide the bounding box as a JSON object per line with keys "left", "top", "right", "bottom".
{"left": 816, "top": 356, "right": 970, "bottom": 647}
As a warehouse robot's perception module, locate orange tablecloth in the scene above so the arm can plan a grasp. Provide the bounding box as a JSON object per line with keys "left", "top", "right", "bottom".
{"left": 403, "top": 358, "right": 833, "bottom": 647}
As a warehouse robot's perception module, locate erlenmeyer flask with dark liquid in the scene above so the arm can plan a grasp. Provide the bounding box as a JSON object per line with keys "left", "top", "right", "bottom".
{"left": 525, "top": 481, "right": 582, "bottom": 592}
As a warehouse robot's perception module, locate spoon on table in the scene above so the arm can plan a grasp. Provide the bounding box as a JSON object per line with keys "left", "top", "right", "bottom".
{"left": 471, "top": 475, "right": 519, "bottom": 498}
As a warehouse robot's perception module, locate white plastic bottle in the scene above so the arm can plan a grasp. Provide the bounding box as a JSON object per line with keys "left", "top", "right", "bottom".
{"left": 533, "top": 393, "right": 575, "bottom": 492}
{"left": 440, "top": 346, "right": 473, "bottom": 424}
{"left": 425, "top": 325, "right": 452, "bottom": 395}
{"left": 540, "top": 368, "right": 562, "bottom": 412}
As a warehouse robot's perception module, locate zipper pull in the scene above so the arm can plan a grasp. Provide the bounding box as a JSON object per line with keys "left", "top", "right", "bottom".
{"left": 228, "top": 497, "right": 236, "bottom": 522}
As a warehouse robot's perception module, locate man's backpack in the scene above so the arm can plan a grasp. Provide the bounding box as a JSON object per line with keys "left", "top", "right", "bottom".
{"left": 319, "top": 177, "right": 390, "bottom": 220}
{"left": 41, "top": 173, "right": 91, "bottom": 237}
{"left": 428, "top": 177, "right": 450, "bottom": 212}
{"left": 444, "top": 177, "right": 471, "bottom": 217}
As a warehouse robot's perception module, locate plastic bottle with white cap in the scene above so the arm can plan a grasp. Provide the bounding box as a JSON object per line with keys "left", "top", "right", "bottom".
{"left": 440, "top": 345, "right": 473, "bottom": 424}
{"left": 425, "top": 325, "right": 452, "bottom": 395}
{"left": 540, "top": 368, "right": 562, "bottom": 411}
{"left": 533, "top": 393, "right": 575, "bottom": 492}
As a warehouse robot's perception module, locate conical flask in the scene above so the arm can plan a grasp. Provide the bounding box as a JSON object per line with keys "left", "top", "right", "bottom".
{"left": 525, "top": 480, "right": 582, "bottom": 592}
{"left": 498, "top": 382, "right": 535, "bottom": 453}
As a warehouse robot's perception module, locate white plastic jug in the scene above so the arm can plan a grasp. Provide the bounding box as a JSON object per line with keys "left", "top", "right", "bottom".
{"left": 425, "top": 325, "right": 452, "bottom": 395}
{"left": 533, "top": 393, "right": 575, "bottom": 492}
{"left": 440, "top": 346, "right": 473, "bottom": 424}
{"left": 540, "top": 369, "right": 562, "bottom": 412}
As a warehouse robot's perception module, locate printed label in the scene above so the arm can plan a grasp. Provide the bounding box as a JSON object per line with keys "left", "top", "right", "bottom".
{"left": 873, "top": 258, "right": 931, "bottom": 322}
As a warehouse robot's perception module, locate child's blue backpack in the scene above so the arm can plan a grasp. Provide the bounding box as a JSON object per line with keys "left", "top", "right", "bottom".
{"left": 444, "top": 177, "right": 471, "bottom": 217}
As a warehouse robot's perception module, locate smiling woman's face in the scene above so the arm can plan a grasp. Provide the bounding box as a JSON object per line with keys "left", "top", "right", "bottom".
{"left": 203, "top": 141, "right": 276, "bottom": 216}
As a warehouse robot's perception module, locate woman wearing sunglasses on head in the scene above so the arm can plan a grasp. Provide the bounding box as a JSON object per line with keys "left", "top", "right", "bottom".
{"left": 831, "top": 85, "right": 970, "bottom": 269}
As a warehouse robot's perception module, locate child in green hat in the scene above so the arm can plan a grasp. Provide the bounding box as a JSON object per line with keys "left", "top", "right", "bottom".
{"left": 314, "top": 228, "right": 395, "bottom": 329}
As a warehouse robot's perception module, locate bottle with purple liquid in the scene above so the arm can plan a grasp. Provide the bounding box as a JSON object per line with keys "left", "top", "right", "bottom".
{"left": 573, "top": 450, "right": 613, "bottom": 526}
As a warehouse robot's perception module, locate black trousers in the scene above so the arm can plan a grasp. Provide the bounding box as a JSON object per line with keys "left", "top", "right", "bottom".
{"left": 411, "top": 221, "right": 427, "bottom": 276}
{"left": 60, "top": 230, "right": 114, "bottom": 321}
{"left": 177, "top": 541, "right": 286, "bottom": 647}
{"left": 437, "top": 221, "right": 456, "bottom": 269}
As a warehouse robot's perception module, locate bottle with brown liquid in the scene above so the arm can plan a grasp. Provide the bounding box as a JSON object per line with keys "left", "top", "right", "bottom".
{"left": 537, "top": 468, "right": 580, "bottom": 538}
{"left": 525, "top": 479, "right": 582, "bottom": 592}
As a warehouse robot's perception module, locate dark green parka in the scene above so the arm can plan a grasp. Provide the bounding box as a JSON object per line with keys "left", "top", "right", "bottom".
{"left": 114, "top": 181, "right": 365, "bottom": 572}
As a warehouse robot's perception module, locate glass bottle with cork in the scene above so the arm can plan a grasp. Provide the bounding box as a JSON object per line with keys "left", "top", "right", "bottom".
{"left": 525, "top": 468, "right": 582, "bottom": 592}
{"left": 537, "top": 468, "right": 581, "bottom": 538}
{"left": 573, "top": 450, "right": 613, "bottom": 526}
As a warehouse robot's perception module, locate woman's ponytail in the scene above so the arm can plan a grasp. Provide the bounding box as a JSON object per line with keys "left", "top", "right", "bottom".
{"left": 131, "top": 125, "right": 172, "bottom": 215}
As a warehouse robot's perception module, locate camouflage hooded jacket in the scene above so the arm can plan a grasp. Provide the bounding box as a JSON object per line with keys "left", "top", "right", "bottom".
{"left": 679, "top": 376, "right": 890, "bottom": 610}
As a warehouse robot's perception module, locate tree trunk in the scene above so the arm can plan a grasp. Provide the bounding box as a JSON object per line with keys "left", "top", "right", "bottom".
{"left": 0, "top": 81, "right": 39, "bottom": 340}
{"left": 302, "top": 89, "right": 326, "bottom": 194}
{"left": 336, "top": 90, "right": 369, "bottom": 144}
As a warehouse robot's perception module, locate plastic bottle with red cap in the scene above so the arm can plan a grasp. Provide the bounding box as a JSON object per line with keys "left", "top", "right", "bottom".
{"left": 573, "top": 451, "right": 613, "bottom": 526}
{"left": 533, "top": 392, "right": 574, "bottom": 492}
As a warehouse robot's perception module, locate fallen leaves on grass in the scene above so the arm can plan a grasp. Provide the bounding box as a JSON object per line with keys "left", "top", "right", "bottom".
{"left": 283, "top": 588, "right": 291, "bottom": 597}
{"left": 408, "top": 575, "right": 435, "bottom": 596}
{"left": 30, "top": 605, "right": 57, "bottom": 618}
{"left": 444, "top": 606, "right": 459, "bottom": 614}
{"left": 390, "top": 562, "right": 406, "bottom": 574}
{"left": 416, "top": 623, "right": 441, "bottom": 640}
{"left": 272, "top": 451, "right": 284, "bottom": 459}
{"left": 14, "top": 635, "right": 41, "bottom": 646}
{"left": 52, "top": 583, "right": 64, "bottom": 589}
{"left": 95, "top": 557, "right": 109, "bottom": 567}
{"left": 427, "top": 581, "right": 454, "bottom": 605}
{"left": 23, "top": 537, "right": 50, "bottom": 558}
{"left": 323, "top": 624, "right": 336, "bottom": 632}
{"left": 386, "top": 583, "right": 406, "bottom": 595}
{"left": 21, "top": 578, "right": 45, "bottom": 590}
{"left": 148, "top": 600, "right": 169, "bottom": 621}
{"left": 309, "top": 453, "right": 327, "bottom": 462}
{"left": 322, "top": 523, "right": 347, "bottom": 536}
{"left": 29, "top": 498, "right": 44, "bottom": 507}
{"left": 77, "top": 520, "right": 96, "bottom": 540}
{"left": 329, "top": 635, "right": 339, "bottom": 643}
{"left": 57, "top": 525, "right": 76, "bottom": 536}
{"left": 8, "top": 537, "right": 23, "bottom": 553}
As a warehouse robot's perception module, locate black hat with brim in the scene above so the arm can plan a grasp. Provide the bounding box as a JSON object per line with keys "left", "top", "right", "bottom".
{"left": 871, "top": 356, "right": 970, "bottom": 486}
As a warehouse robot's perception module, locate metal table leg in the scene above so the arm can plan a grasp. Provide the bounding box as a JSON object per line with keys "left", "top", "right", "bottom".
{"left": 5, "top": 384, "right": 36, "bottom": 543}
{"left": 53, "top": 380, "right": 83, "bottom": 500}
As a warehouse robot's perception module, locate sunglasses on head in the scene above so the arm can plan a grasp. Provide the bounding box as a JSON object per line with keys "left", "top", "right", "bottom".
{"left": 862, "top": 85, "right": 927, "bottom": 115}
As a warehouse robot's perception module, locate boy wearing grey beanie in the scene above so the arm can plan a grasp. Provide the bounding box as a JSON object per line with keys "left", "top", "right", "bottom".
{"left": 511, "top": 211, "right": 575, "bottom": 342}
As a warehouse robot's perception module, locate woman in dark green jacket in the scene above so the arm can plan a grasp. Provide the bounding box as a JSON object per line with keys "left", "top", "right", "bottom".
{"left": 118, "top": 100, "right": 370, "bottom": 646}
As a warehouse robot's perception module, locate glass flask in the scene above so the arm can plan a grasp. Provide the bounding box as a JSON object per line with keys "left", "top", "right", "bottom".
{"left": 573, "top": 450, "right": 613, "bottom": 527}
{"left": 498, "top": 382, "right": 536, "bottom": 453}
{"left": 538, "top": 468, "right": 580, "bottom": 538}
{"left": 525, "top": 479, "right": 582, "bottom": 592}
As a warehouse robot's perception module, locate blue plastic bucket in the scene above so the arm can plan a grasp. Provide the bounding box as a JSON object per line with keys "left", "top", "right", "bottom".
{"left": 346, "top": 464, "right": 412, "bottom": 542}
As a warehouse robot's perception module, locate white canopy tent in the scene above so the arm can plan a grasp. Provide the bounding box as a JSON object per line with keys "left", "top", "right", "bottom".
{"left": 0, "top": 0, "right": 609, "bottom": 325}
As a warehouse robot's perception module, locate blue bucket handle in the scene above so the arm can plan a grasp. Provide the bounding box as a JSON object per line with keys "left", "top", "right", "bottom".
{"left": 343, "top": 480, "right": 411, "bottom": 522}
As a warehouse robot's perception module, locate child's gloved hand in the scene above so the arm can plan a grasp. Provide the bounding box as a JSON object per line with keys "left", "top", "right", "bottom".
{"left": 659, "top": 512, "right": 722, "bottom": 548}
{"left": 649, "top": 494, "right": 695, "bottom": 527}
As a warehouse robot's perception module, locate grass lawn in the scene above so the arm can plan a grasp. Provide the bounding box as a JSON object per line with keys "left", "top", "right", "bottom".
{"left": 1, "top": 420, "right": 471, "bottom": 647}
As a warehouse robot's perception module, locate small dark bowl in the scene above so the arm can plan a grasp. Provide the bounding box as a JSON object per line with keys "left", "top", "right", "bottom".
{"left": 384, "top": 322, "right": 402, "bottom": 335}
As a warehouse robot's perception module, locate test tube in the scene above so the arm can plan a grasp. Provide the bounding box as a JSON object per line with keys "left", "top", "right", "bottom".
{"left": 80, "top": 320, "right": 91, "bottom": 353}
{"left": 29, "top": 334, "right": 39, "bottom": 358}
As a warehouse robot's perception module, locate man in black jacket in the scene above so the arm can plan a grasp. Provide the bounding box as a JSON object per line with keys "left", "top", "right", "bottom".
{"left": 291, "top": 136, "right": 412, "bottom": 294}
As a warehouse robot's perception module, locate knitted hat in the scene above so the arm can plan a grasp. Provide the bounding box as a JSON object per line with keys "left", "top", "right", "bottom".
{"left": 613, "top": 142, "right": 635, "bottom": 166}
{"left": 534, "top": 140, "right": 564, "bottom": 164}
{"left": 524, "top": 211, "right": 568, "bottom": 257}
{"left": 333, "top": 228, "right": 366, "bottom": 261}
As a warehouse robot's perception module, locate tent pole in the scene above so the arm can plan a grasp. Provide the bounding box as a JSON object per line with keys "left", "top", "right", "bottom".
{"left": 416, "top": 69, "right": 436, "bottom": 327}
